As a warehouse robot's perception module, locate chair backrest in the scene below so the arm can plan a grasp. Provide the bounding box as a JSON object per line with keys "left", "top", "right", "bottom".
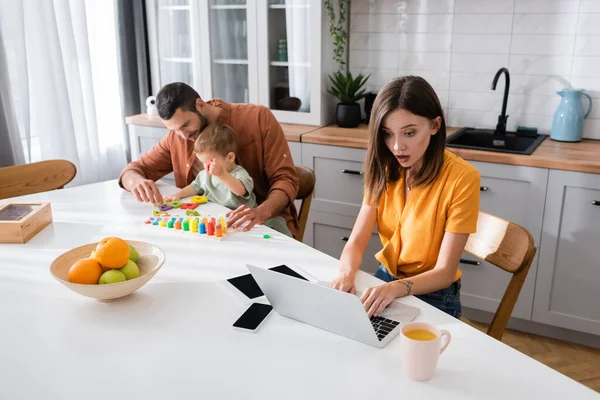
{"left": 464, "top": 211, "right": 537, "bottom": 340}
{"left": 0, "top": 160, "right": 77, "bottom": 200}
{"left": 294, "top": 165, "right": 315, "bottom": 242}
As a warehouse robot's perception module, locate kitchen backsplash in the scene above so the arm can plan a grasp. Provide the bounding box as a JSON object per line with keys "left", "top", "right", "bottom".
{"left": 350, "top": 0, "right": 600, "bottom": 139}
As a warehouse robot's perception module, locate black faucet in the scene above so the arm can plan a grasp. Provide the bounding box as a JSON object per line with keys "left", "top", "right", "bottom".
{"left": 491, "top": 67, "right": 510, "bottom": 137}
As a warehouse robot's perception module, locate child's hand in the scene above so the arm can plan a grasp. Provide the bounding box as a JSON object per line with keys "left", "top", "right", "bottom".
{"left": 207, "top": 159, "right": 225, "bottom": 177}
{"left": 163, "top": 194, "right": 180, "bottom": 202}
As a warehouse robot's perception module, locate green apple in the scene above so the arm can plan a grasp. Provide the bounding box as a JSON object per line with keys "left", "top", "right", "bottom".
{"left": 99, "top": 270, "right": 126, "bottom": 284}
{"left": 119, "top": 260, "right": 140, "bottom": 280}
{"left": 128, "top": 245, "right": 139, "bottom": 262}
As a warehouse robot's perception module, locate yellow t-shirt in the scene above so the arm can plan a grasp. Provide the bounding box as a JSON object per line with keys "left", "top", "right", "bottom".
{"left": 366, "top": 150, "right": 480, "bottom": 282}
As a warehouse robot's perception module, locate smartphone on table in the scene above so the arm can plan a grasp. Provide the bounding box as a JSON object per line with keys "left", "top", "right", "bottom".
{"left": 232, "top": 303, "right": 273, "bottom": 332}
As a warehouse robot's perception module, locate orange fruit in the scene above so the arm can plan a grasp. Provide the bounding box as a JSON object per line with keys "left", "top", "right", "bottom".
{"left": 94, "top": 237, "right": 130, "bottom": 269}
{"left": 68, "top": 258, "right": 103, "bottom": 284}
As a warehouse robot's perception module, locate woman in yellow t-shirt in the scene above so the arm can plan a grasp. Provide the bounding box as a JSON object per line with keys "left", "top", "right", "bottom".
{"left": 330, "top": 76, "right": 480, "bottom": 319}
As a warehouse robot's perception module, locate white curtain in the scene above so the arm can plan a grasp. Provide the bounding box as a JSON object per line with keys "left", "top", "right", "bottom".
{"left": 285, "top": 0, "right": 310, "bottom": 112}
{"left": 0, "top": 24, "right": 25, "bottom": 167}
{"left": 0, "top": 0, "right": 127, "bottom": 185}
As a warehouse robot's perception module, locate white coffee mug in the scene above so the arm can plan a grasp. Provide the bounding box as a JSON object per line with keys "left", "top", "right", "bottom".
{"left": 400, "top": 322, "right": 451, "bottom": 381}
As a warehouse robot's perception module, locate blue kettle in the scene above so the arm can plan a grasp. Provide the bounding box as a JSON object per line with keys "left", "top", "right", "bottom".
{"left": 550, "top": 88, "right": 592, "bottom": 142}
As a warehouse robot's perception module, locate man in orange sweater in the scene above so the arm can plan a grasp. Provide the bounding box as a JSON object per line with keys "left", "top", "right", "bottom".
{"left": 119, "top": 82, "right": 299, "bottom": 237}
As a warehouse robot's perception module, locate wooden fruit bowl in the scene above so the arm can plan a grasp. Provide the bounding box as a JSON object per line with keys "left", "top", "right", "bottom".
{"left": 50, "top": 240, "right": 165, "bottom": 301}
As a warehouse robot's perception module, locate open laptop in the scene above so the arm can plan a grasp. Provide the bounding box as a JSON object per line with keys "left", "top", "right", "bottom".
{"left": 246, "top": 264, "right": 420, "bottom": 348}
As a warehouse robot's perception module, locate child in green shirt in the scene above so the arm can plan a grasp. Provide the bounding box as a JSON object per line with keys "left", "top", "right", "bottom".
{"left": 164, "top": 124, "right": 290, "bottom": 235}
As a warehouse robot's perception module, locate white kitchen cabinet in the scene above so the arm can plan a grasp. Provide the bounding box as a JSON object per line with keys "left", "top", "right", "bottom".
{"left": 146, "top": 0, "right": 205, "bottom": 94}
{"left": 146, "top": 0, "right": 335, "bottom": 126}
{"left": 533, "top": 170, "right": 600, "bottom": 336}
{"left": 301, "top": 143, "right": 367, "bottom": 218}
{"left": 256, "top": 1, "right": 334, "bottom": 125}
{"left": 460, "top": 161, "right": 548, "bottom": 321}
{"left": 128, "top": 124, "right": 176, "bottom": 184}
{"left": 304, "top": 211, "right": 380, "bottom": 274}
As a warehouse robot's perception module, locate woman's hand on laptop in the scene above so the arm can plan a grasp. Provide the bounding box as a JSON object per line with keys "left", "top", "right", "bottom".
{"left": 330, "top": 272, "right": 356, "bottom": 294}
{"left": 361, "top": 283, "right": 401, "bottom": 318}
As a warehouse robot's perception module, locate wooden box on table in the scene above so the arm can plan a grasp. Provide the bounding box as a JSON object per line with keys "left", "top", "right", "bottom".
{"left": 0, "top": 202, "right": 52, "bottom": 244}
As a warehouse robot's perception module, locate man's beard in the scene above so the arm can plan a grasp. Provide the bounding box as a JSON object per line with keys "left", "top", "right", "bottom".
{"left": 188, "top": 113, "right": 208, "bottom": 141}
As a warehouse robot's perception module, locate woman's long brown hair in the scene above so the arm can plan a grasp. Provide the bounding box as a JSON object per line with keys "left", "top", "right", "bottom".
{"left": 364, "top": 76, "right": 447, "bottom": 205}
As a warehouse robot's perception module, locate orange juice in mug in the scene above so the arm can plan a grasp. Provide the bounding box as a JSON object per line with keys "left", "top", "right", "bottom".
{"left": 400, "top": 322, "right": 451, "bottom": 381}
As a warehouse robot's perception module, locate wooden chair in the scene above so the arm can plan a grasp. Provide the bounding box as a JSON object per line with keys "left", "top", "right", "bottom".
{"left": 0, "top": 160, "right": 77, "bottom": 200}
{"left": 294, "top": 165, "right": 315, "bottom": 242}
{"left": 462, "top": 211, "right": 537, "bottom": 341}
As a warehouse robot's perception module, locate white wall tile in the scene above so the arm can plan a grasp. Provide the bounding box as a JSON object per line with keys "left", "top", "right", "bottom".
{"left": 348, "top": 0, "right": 600, "bottom": 139}
{"left": 450, "top": 72, "right": 496, "bottom": 91}
{"left": 451, "top": 53, "right": 510, "bottom": 73}
{"left": 350, "top": 14, "right": 399, "bottom": 33}
{"left": 514, "top": 113, "right": 553, "bottom": 132}
{"left": 510, "top": 35, "right": 576, "bottom": 56}
{"left": 404, "top": 0, "right": 456, "bottom": 14}
{"left": 447, "top": 109, "right": 518, "bottom": 130}
{"left": 584, "top": 106, "right": 600, "bottom": 122}
{"left": 350, "top": 33, "right": 399, "bottom": 51}
{"left": 455, "top": 0, "right": 514, "bottom": 14}
{"left": 349, "top": 50, "right": 399, "bottom": 69}
{"left": 453, "top": 14, "right": 513, "bottom": 34}
{"left": 448, "top": 91, "right": 520, "bottom": 113}
{"left": 397, "top": 52, "right": 451, "bottom": 71}
{"left": 397, "top": 70, "right": 451, "bottom": 91}
{"left": 575, "top": 35, "right": 600, "bottom": 56}
{"left": 572, "top": 57, "right": 600, "bottom": 77}
{"left": 519, "top": 94, "right": 562, "bottom": 116}
{"left": 510, "top": 74, "right": 572, "bottom": 95}
{"left": 515, "top": 0, "right": 580, "bottom": 14}
{"left": 402, "top": 14, "right": 454, "bottom": 33}
{"left": 571, "top": 76, "right": 600, "bottom": 97}
{"left": 351, "top": 0, "right": 455, "bottom": 15}
{"left": 398, "top": 33, "right": 453, "bottom": 53}
{"left": 582, "top": 118, "right": 600, "bottom": 139}
{"left": 509, "top": 55, "right": 573, "bottom": 75}
{"left": 351, "top": 0, "right": 402, "bottom": 14}
{"left": 452, "top": 34, "right": 511, "bottom": 54}
{"left": 579, "top": 1, "right": 600, "bottom": 14}
{"left": 577, "top": 14, "right": 600, "bottom": 34}
{"left": 354, "top": 68, "right": 399, "bottom": 91}
{"left": 513, "top": 14, "right": 578, "bottom": 34}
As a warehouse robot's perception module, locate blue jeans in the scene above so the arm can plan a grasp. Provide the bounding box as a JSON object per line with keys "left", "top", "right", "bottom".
{"left": 374, "top": 265, "right": 462, "bottom": 319}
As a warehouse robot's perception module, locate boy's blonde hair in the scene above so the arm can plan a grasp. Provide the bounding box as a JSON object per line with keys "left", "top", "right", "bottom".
{"left": 194, "top": 124, "right": 237, "bottom": 156}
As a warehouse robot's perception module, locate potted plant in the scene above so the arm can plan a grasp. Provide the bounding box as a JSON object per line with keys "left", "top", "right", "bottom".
{"left": 327, "top": 71, "right": 370, "bottom": 128}
{"left": 324, "top": 0, "right": 370, "bottom": 128}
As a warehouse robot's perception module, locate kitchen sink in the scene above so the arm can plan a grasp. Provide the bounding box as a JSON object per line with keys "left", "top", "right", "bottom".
{"left": 446, "top": 128, "right": 547, "bottom": 155}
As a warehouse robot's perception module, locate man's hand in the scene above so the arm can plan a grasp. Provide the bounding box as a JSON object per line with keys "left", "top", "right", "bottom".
{"left": 131, "top": 179, "right": 163, "bottom": 204}
{"left": 226, "top": 205, "right": 270, "bottom": 232}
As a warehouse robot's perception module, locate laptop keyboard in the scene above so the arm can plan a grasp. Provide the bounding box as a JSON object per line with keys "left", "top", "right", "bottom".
{"left": 370, "top": 316, "right": 400, "bottom": 341}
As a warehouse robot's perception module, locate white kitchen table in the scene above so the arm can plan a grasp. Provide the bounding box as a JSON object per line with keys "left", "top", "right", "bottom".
{"left": 0, "top": 180, "right": 597, "bottom": 400}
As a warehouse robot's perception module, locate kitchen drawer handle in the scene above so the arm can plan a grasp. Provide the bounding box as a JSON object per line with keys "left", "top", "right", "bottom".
{"left": 593, "top": 200, "right": 600, "bottom": 206}
{"left": 341, "top": 236, "right": 349, "bottom": 241}
{"left": 342, "top": 169, "right": 363, "bottom": 176}
{"left": 460, "top": 258, "right": 481, "bottom": 266}
{"left": 480, "top": 186, "right": 489, "bottom": 192}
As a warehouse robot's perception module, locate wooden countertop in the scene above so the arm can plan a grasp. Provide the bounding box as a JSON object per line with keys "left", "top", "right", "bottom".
{"left": 126, "top": 115, "right": 600, "bottom": 174}
{"left": 125, "top": 113, "right": 318, "bottom": 143}
{"left": 301, "top": 124, "right": 460, "bottom": 148}
{"left": 302, "top": 124, "right": 600, "bottom": 174}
